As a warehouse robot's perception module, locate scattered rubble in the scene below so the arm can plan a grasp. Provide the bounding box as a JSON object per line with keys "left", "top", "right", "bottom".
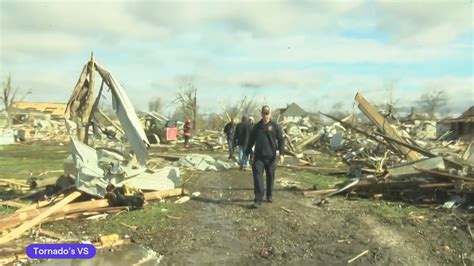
{"left": 0, "top": 57, "right": 185, "bottom": 249}
{"left": 298, "top": 93, "right": 473, "bottom": 209}
{"left": 179, "top": 154, "right": 235, "bottom": 171}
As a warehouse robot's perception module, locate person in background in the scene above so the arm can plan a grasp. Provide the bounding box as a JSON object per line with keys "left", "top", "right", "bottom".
{"left": 248, "top": 116, "right": 255, "bottom": 164}
{"left": 223, "top": 118, "right": 235, "bottom": 159}
{"left": 183, "top": 119, "right": 192, "bottom": 148}
{"left": 234, "top": 115, "right": 252, "bottom": 170}
{"left": 246, "top": 106, "right": 284, "bottom": 208}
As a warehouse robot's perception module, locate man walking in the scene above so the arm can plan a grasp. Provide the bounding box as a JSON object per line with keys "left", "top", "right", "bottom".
{"left": 246, "top": 106, "right": 284, "bottom": 208}
{"left": 223, "top": 118, "right": 235, "bottom": 159}
{"left": 234, "top": 116, "right": 252, "bottom": 170}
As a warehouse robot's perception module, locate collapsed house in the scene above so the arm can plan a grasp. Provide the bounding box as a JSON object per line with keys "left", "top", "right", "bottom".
{"left": 63, "top": 55, "right": 181, "bottom": 197}
{"left": 12, "top": 101, "right": 67, "bottom": 120}
{"left": 438, "top": 106, "right": 474, "bottom": 141}
{"left": 0, "top": 56, "right": 184, "bottom": 245}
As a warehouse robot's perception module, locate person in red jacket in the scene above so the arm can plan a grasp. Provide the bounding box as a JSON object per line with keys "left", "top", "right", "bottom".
{"left": 183, "top": 119, "right": 192, "bottom": 148}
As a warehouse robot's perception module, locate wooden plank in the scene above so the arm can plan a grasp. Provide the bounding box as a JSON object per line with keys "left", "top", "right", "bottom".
{"left": 144, "top": 188, "right": 183, "bottom": 201}
{"left": 0, "top": 179, "right": 29, "bottom": 188}
{"left": 0, "top": 191, "right": 81, "bottom": 244}
{"left": 1, "top": 197, "right": 110, "bottom": 230}
{"left": 1, "top": 188, "right": 182, "bottom": 230}
{"left": 355, "top": 93, "right": 420, "bottom": 161}
{"left": 15, "top": 195, "right": 65, "bottom": 213}
{"left": 414, "top": 166, "right": 474, "bottom": 182}
{"left": 348, "top": 250, "right": 369, "bottom": 264}
{"left": 36, "top": 228, "right": 63, "bottom": 240}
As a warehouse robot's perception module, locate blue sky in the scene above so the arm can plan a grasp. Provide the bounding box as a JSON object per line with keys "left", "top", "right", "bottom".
{"left": 0, "top": 0, "right": 472, "bottom": 116}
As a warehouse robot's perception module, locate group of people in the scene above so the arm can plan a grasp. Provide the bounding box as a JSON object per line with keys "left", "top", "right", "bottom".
{"left": 181, "top": 105, "right": 284, "bottom": 209}
{"left": 224, "top": 116, "right": 254, "bottom": 170}
{"left": 224, "top": 105, "right": 285, "bottom": 208}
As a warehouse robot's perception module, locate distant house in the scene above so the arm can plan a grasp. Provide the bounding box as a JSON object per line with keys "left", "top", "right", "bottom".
{"left": 438, "top": 106, "right": 474, "bottom": 141}
{"left": 273, "top": 103, "right": 308, "bottom": 123}
{"left": 12, "top": 102, "right": 66, "bottom": 119}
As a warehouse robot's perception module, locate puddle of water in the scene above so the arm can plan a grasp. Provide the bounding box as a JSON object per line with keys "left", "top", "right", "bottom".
{"left": 34, "top": 244, "right": 160, "bottom": 266}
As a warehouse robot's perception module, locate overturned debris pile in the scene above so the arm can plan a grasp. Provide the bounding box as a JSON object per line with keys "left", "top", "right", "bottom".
{"left": 0, "top": 56, "right": 187, "bottom": 246}
{"left": 304, "top": 93, "right": 474, "bottom": 208}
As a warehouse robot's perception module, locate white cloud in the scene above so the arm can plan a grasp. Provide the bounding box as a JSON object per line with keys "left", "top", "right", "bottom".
{"left": 374, "top": 0, "right": 473, "bottom": 45}
{"left": 0, "top": 0, "right": 471, "bottom": 115}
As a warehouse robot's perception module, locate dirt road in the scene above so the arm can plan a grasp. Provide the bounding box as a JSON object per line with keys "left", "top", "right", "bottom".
{"left": 135, "top": 168, "right": 473, "bottom": 265}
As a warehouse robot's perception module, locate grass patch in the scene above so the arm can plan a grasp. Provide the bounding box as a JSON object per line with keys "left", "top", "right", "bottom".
{"left": 46, "top": 201, "right": 183, "bottom": 239}
{"left": 0, "top": 205, "right": 17, "bottom": 215}
{"left": 371, "top": 201, "right": 422, "bottom": 222}
{"left": 0, "top": 144, "right": 69, "bottom": 180}
{"left": 293, "top": 170, "right": 347, "bottom": 189}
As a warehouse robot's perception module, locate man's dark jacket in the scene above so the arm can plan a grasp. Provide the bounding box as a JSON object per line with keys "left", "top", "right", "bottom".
{"left": 223, "top": 122, "right": 235, "bottom": 139}
{"left": 246, "top": 119, "right": 284, "bottom": 160}
{"left": 234, "top": 119, "right": 252, "bottom": 147}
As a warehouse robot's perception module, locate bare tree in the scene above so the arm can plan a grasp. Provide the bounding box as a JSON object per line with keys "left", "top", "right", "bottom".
{"left": 329, "top": 101, "right": 349, "bottom": 119}
{"left": 418, "top": 89, "right": 448, "bottom": 119}
{"left": 241, "top": 97, "right": 259, "bottom": 119}
{"left": 0, "top": 75, "right": 31, "bottom": 126}
{"left": 223, "top": 96, "right": 258, "bottom": 121}
{"left": 148, "top": 97, "right": 163, "bottom": 113}
{"left": 384, "top": 79, "right": 400, "bottom": 117}
{"left": 173, "top": 85, "right": 197, "bottom": 129}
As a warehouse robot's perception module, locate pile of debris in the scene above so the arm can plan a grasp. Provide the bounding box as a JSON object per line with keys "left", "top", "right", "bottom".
{"left": 0, "top": 56, "right": 186, "bottom": 247}
{"left": 301, "top": 93, "right": 474, "bottom": 208}
{"left": 191, "top": 130, "right": 227, "bottom": 151}
{"left": 0, "top": 111, "right": 69, "bottom": 145}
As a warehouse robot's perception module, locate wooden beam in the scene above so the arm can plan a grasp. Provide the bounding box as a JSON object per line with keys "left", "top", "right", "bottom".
{"left": 0, "top": 179, "right": 29, "bottom": 188}
{"left": 1, "top": 188, "right": 183, "bottom": 231}
{"left": 15, "top": 195, "right": 65, "bottom": 213}
{"left": 144, "top": 188, "right": 183, "bottom": 201}
{"left": 1, "top": 196, "right": 109, "bottom": 230}
{"left": 355, "top": 93, "right": 420, "bottom": 161}
{"left": 36, "top": 228, "right": 63, "bottom": 240}
{"left": 413, "top": 166, "right": 474, "bottom": 182}
{"left": 0, "top": 191, "right": 82, "bottom": 244}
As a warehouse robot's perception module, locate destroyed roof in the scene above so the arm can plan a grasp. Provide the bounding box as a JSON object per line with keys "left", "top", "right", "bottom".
{"left": 439, "top": 106, "right": 474, "bottom": 123}
{"left": 278, "top": 103, "right": 307, "bottom": 117}
{"left": 13, "top": 102, "right": 66, "bottom": 117}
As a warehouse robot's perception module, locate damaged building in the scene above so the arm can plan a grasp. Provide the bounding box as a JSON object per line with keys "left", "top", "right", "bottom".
{"left": 438, "top": 106, "right": 474, "bottom": 141}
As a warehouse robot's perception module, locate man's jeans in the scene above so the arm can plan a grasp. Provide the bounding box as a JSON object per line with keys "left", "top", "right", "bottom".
{"left": 239, "top": 145, "right": 248, "bottom": 168}
{"left": 227, "top": 137, "right": 234, "bottom": 158}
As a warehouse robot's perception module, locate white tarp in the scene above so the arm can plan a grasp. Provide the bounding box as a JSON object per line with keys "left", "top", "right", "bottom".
{"left": 95, "top": 63, "right": 150, "bottom": 166}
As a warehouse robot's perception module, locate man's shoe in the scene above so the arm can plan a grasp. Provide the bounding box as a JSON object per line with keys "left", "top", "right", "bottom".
{"left": 250, "top": 202, "right": 262, "bottom": 209}
{"left": 267, "top": 197, "right": 273, "bottom": 203}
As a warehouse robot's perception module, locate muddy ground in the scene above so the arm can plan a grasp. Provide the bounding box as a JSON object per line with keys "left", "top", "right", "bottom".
{"left": 1, "top": 145, "right": 474, "bottom": 265}
{"left": 135, "top": 167, "right": 474, "bottom": 265}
